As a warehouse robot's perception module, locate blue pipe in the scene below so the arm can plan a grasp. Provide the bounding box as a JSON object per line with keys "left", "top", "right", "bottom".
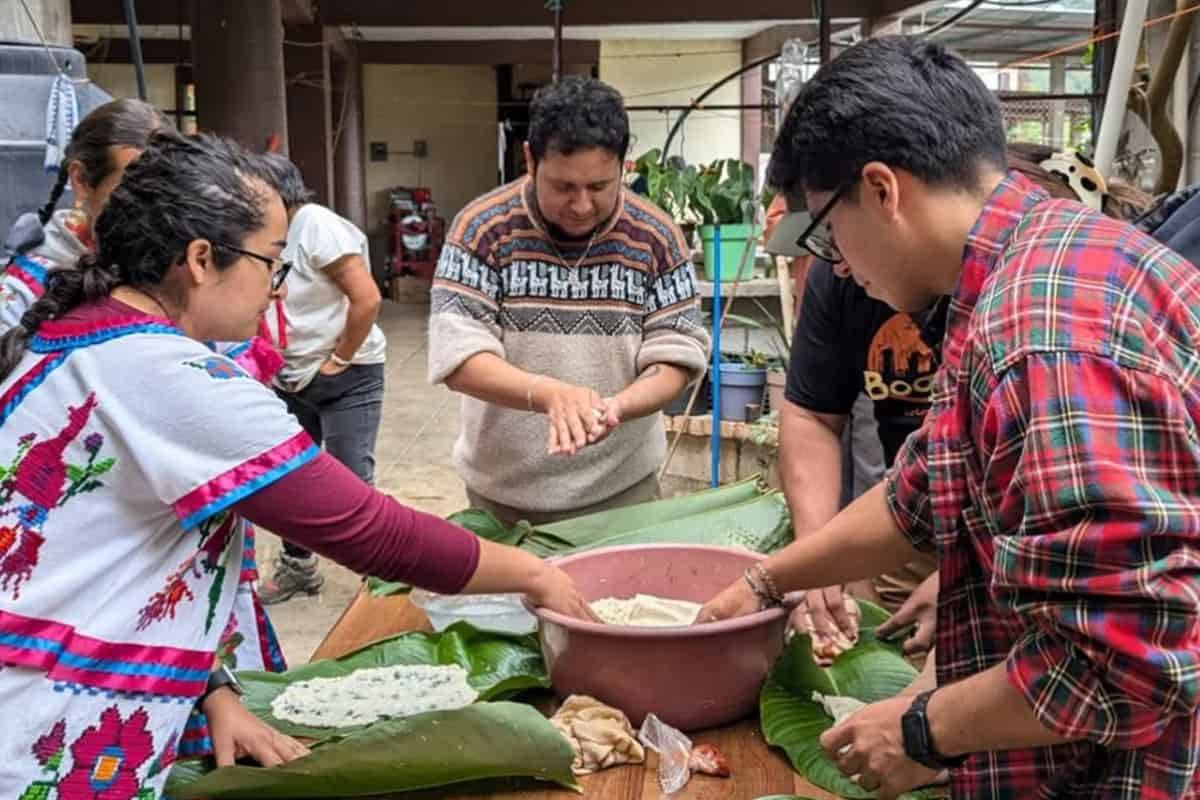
{"left": 710, "top": 226, "right": 722, "bottom": 488}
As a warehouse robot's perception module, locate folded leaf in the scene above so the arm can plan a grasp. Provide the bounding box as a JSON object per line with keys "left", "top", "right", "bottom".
{"left": 239, "top": 622, "right": 548, "bottom": 739}
{"left": 165, "top": 702, "right": 580, "bottom": 798}
{"left": 550, "top": 492, "right": 793, "bottom": 557}
{"left": 760, "top": 601, "right": 939, "bottom": 800}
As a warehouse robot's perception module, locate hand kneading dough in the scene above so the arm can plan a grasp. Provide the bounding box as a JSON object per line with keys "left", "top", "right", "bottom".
{"left": 590, "top": 594, "right": 702, "bottom": 627}
{"left": 550, "top": 695, "right": 646, "bottom": 774}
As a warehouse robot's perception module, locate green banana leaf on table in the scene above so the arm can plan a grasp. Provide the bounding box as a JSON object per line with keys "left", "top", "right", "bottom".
{"left": 759, "top": 601, "right": 941, "bottom": 800}
{"left": 368, "top": 477, "right": 790, "bottom": 597}
{"left": 240, "top": 622, "right": 548, "bottom": 740}
{"left": 165, "top": 702, "right": 578, "bottom": 799}
{"left": 165, "top": 623, "right": 574, "bottom": 798}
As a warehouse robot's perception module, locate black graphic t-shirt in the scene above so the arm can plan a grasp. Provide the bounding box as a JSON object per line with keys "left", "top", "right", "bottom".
{"left": 785, "top": 260, "right": 943, "bottom": 466}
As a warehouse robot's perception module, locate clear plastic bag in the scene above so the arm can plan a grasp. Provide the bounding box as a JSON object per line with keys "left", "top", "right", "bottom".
{"left": 637, "top": 714, "right": 693, "bottom": 795}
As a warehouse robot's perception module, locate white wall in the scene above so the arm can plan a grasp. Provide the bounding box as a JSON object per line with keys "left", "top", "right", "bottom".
{"left": 362, "top": 64, "right": 498, "bottom": 234}
{"left": 600, "top": 39, "right": 742, "bottom": 168}
{"left": 87, "top": 63, "right": 177, "bottom": 111}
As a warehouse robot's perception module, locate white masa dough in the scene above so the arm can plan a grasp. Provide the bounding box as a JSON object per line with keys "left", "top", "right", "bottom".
{"left": 270, "top": 664, "right": 478, "bottom": 728}
{"left": 812, "top": 691, "right": 868, "bottom": 724}
{"left": 590, "top": 594, "right": 703, "bottom": 627}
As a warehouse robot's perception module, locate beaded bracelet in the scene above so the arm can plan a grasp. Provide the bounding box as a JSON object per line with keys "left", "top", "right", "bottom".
{"left": 751, "top": 562, "right": 784, "bottom": 604}
{"left": 743, "top": 567, "right": 780, "bottom": 610}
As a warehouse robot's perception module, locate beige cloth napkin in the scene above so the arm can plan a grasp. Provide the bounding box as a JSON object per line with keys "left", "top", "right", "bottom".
{"left": 550, "top": 695, "right": 646, "bottom": 775}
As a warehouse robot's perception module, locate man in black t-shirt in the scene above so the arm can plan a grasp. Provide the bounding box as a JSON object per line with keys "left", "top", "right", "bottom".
{"left": 774, "top": 240, "right": 943, "bottom": 662}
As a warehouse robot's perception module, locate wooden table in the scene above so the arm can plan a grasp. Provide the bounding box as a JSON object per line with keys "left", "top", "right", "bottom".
{"left": 312, "top": 586, "right": 839, "bottom": 800}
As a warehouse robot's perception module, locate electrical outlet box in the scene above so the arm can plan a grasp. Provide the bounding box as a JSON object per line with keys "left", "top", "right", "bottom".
{"left": 369, "top": 141, "right": 388, "bottom": 161}
{"left": 413, "top": 139, "right": 429, "bottom": 158}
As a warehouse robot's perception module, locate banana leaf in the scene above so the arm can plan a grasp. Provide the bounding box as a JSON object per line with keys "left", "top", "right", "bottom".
{"left": 759, "top": 601, "right": 939, "bottom": 800}
{"left": 546, "top": 492, "right": 793, "bottom": 558}
{"left": 530, "top": 475, "right": 766, "bottom": 549}
{"left": 238, "top": 622, "right": 548, "bottom": 739}
{"left": 164, "top": 701, "right": 579, "bottom": 798}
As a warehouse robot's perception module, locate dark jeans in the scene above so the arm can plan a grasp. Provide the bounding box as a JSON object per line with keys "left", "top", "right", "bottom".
{"left": 278, "top": 363, "right": 385, "bottom": 558}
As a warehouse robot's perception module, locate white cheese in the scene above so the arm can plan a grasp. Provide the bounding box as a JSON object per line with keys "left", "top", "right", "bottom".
{"left": 270, "top": 664, "right": 478, "bottom": 728}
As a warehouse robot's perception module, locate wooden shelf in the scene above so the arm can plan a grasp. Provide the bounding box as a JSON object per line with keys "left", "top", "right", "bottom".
{"left": 696, "top": 278, "right": 781, "bottom": 298}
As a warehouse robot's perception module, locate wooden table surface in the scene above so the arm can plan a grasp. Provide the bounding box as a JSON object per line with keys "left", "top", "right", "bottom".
{"left": 311, "top": 586, "right": 839, "bottom": 800}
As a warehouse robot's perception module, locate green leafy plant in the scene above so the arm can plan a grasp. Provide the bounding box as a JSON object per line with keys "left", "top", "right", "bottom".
{"left": 690, "top": 158, "right": 757, "bottom": 226}
{"left": 741, "top": 349, "right": 771, "bottom": 369}
{"left": 633, "top": 148, "right": 698, "bottom": 222}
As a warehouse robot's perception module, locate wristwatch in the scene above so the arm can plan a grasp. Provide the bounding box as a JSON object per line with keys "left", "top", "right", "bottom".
{"left": 901, "top": 690, "right": 967, "bottom": 771}
{"left": 201, "top": 664, "right": 244, "bottom": 703}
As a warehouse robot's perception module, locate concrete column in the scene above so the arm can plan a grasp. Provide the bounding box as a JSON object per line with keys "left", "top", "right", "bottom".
{"left": 190, "top": 0, "right": 288, "bottom": 152}
{"left": 0, "top": 0, "right": 71, "bottom": 46}
{"left": 741, "top": 39, "right": 763, "bottom": 176}
{"left": 284, "top": 23, "right": 333, "bottom": 206}
{"left": 1050, "top": 57, "right": 1067, "bottom": 148}
{"left": 332, "top": 46, "right": 367, "bottom": 231}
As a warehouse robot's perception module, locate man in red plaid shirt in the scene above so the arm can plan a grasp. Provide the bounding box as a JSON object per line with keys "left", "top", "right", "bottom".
{"left": 700, "top": 35, "right": 1200, "bottom": 799}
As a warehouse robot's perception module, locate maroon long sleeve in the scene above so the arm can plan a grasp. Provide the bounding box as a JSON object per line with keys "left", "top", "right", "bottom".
{"left": 233, "top": 452, "right": 481, "bottom": 594}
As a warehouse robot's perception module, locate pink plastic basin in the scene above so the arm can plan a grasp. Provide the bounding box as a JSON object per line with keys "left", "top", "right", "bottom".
{"left": 531, "top": 544, "right": 787, "bottom": 732}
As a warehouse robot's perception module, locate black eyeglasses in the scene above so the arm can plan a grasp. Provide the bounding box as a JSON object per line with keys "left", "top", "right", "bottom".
{"left": 795, "top": 180, "right": 854, "bottom": 263}
{"left": 215, "top": 242, "right": 292, "bottom": 291}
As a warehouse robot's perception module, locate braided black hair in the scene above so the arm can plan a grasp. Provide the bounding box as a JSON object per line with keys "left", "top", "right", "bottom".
{"left": 36, "top": 98, "right": 170, "bottom": 226}
{"left": 0, "top": 131, "right": 273, "bottom": 381}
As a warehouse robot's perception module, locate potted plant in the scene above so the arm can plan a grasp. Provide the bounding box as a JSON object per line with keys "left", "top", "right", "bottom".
{"left": 690, "top": 158, "right": 758, "bottom": 283}
{"left": 717, "top": 349, "right": 769, "bottom": 422}
{"left": 632, "top": 149, "right": 699, "bottom": 244}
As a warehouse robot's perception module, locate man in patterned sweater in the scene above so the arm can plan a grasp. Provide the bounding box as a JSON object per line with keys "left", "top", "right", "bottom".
{"left": 700, "top": 36, "right": 1199, "bottom": 799}
{"left": 428, "top": 77, "right": 710, "bottom": 525}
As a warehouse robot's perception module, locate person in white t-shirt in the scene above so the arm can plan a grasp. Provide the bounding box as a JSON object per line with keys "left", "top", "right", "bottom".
{"left": 257, "top": 154, "right": 387, "bottom": 603}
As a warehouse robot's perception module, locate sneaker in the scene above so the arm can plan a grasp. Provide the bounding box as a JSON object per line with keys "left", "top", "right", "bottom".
{"left": 260, "top": 553, "right": 324, "bottom": 605}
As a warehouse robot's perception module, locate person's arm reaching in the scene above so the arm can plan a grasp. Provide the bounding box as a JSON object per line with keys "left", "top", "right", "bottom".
{"left": 234, "top": 452, "right": 595, "bottom": 619}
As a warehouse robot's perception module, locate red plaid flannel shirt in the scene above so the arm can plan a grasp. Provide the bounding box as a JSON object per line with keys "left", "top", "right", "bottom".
{"left": 887, "top": 173, "right": 1200, "bottom": 799}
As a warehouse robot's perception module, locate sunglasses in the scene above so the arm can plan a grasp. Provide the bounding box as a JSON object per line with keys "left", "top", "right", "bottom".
{"left": 216, "top": 242, "right": 293, "bottom": 291}
{"left": 795, "top": 180, "right": 854, "bottom": 263}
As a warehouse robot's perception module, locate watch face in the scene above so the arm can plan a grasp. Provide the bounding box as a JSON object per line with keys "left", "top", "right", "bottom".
{"left": 901, "top": 709, "right": 927, "bottom": 761}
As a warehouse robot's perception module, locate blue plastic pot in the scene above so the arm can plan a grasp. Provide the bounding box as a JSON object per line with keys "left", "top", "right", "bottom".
{"left": 718, "top": 363, "right": 766, "bottom": 421}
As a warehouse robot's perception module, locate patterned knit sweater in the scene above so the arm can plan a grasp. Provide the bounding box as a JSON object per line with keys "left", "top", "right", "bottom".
{"left": 428, "top": 177, "right": 710, "bottom": 512}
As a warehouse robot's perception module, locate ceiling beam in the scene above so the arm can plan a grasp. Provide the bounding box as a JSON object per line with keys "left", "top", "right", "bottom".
{"left": 77, "top": 36, "right": 602, "bottom": 68}
{"left": 73, "top": 0, "right": 923, "bottom": 27}
{"left": 356, "top": 39, "right": 600, "bottom": 66}
{"left": 78, "top": 37, "right": 190, "bottom": 64}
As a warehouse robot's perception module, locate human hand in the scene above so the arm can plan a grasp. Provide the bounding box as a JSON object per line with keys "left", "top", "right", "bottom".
{"left": 319, "top": 357, "right": 350, "bottom": 377}
{"left": 203, "top": 687, "right": 311, "bottom": 768}
{"left": 695, "top": 577, "right": 762, "bottom": 624}
{"left": 875, "top": 571, "right": 938, "bottom": 657}
{"left": 526, "top": 563, "right": 601, "bottom": 622}
{"left": 820, "top": 695, "right": 943, "bottom": 800}
{"left": 538, "top": 380, "right": 609, "bottom": 456}
{"left": 789, "top": 586, "right": 860, "bottom": 666}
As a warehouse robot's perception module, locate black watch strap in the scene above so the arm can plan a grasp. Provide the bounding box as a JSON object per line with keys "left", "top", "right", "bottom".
{"left": 200, "top": 664, "right": 243, "bottom": 703}
{"left": 901, "top": 690, "right": 968, "bottom": 771}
